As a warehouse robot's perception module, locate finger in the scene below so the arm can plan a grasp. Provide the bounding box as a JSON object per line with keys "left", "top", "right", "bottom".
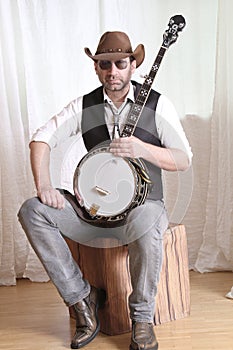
{"left": 55, "top": 192, "right": 65, "bottom": 210}
{"left": 110, "top": 148, "right": 131, "bottom": 157}
{"left": 110, "top": 137, "right": 129, "bottom": 146}
{"left": 40, "top": 190, "right": 65, "bottom": 209}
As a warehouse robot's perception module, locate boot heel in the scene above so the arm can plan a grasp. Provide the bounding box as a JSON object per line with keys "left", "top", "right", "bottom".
{"left": 97, "top": 288, "right": 106, "bottom": 309}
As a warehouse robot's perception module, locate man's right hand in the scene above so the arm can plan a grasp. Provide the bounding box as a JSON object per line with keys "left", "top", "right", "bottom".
{"left": 37, "top": 186, "right": 65, "bottom": 210}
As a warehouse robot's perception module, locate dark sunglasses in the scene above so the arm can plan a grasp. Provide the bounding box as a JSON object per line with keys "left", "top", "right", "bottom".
{"left": 98, "top": 60, "right": 128, "bottom": 70}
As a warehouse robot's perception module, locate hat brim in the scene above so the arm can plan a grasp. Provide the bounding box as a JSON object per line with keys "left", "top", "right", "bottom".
{"left": 84, "top": 44, "right": 145, "bottom": 68}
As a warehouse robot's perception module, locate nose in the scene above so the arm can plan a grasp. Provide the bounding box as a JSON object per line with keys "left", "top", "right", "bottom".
{"left": 108, "top": 62, "right": 118, "bottom": 74}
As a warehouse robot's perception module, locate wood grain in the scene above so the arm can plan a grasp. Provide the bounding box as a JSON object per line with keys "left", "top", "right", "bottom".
{"left": 155, "top": 224, "right": 190, "bottom": 324}
{"left": 68, "top": 224, "right": 190, "bottom": 335}
{"left": 1, "top": 272, "right": 233, "bottom": 349}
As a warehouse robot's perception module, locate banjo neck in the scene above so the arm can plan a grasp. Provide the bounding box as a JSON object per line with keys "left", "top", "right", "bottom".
{"left": 121, "top": 14, "right": 186, "bottom": 138}
{"left": 121, "top": 46, "right": 167, "bottom": 137}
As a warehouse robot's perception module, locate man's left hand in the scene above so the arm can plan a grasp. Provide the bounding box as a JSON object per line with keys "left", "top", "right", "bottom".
{"left": 109, "top": 136, "right": 147, "bottom": 158}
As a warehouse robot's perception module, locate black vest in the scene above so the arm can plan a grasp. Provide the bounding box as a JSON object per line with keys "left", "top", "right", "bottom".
{"left": 81, "top": 81, "right": 164, "bottom": 200}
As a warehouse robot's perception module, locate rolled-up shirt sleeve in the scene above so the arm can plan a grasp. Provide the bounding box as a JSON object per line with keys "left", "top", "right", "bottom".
{"left": 156, "top": 95, "right": 193, "bottom": 165}
{"left": 31, "top": 96, "right": 83, "bottom": 148}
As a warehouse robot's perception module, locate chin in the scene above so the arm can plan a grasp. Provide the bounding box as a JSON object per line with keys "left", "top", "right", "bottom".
{"left": 105, "top": 84, "right": 122, "bottom": 91}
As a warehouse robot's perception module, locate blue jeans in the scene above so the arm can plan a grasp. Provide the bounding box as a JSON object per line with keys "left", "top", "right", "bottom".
{"left": 18, "top": 196, "right": 168, "bottom": 323}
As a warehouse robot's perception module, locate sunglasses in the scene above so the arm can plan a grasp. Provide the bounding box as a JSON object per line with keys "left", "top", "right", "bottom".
{"left": 98, "top": 60, "right": 129, "bottom": 70}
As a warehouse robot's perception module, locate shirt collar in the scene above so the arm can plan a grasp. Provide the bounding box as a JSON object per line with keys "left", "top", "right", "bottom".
{"left": 103, "top": 82, "right": 135, "bottom": 104}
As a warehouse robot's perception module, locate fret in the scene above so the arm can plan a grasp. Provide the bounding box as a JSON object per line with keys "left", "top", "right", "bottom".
{"left": 128, "top": 114, "right": 138, "bottom": 122}
{"left": 132, "top": 104, "right": 142, "bottom": 113}
{"left": 121, "top": 124, "right": 134, "bottom": 137}
{"left": 139, "top": 89, "right": 149, "bottom": 98}
{"left": 134, "top": 99, "right": 144, "bottom": 107}
{"left": 121, "top": 132, "right": 130, "bottom": 138}
{"left": 145, "top": 76, "right": 153, "bottom": 85}
{"left": 128, "top": 115, "right": 137, "bottom": 122}
{"left": 151, "top": 63, "right": 160, "bottom": 72}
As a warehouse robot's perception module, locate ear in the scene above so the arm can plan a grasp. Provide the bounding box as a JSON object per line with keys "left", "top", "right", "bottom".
{"left": 94, "top": 61, "right": 98, "bottom": 74}
{"left": 131, "top": 59, "right": 137, "bottom": 74}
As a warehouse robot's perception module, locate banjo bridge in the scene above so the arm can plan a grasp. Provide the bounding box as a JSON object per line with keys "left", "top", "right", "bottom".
{"left": 95, "top": 186, "right": 110, "bottom": 196}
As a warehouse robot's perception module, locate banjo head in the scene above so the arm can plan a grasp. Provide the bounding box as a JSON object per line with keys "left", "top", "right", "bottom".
{"left": 74, "top": 148, "right": 138, "bottom": 217}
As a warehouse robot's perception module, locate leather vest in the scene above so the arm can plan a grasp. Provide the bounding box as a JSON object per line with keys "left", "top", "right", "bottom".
{"left": 81, "top": 81, "right": 163, "bottom": 200}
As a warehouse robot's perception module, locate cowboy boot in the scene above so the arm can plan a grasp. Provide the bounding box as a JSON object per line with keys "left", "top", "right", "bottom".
{"left": 70, "top": 286, "right": 106, "bottom": 349}
{"left": 130, "top": 321, "right": 158, "bottom": 350}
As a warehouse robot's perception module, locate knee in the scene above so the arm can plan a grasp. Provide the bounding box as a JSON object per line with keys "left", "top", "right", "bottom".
{"left": 18, "top": 197, "right": 42, "bottom": 224}
{"left": 126, "top": 204, "right": 166, "bottom": 237}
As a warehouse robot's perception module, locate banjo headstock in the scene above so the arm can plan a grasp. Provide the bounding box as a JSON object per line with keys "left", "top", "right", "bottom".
{"left": 163, "top": 15, "right": 186, "bottom": 48}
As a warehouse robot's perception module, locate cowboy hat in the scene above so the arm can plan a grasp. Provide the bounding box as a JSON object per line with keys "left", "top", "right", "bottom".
{"left": 84, "top": 31, "right": 145, "bottom": 68}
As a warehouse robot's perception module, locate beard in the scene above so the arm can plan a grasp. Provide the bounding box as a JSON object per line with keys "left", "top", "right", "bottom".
{"left": 104, "top": 79, "right": 126, "bottom": 91}
{"left": 101, "top": 70, "right": 132, "bottom": 92}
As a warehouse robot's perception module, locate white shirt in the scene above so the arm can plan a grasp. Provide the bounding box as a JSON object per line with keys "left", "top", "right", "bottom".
{"left": 31, "top": 82, "right": 192, "bottom": 192}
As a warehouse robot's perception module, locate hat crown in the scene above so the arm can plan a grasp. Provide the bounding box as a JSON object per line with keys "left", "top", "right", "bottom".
{"left": 84, "top": 31, "right": 145, "bottom": 68}
{"left": 96, "top": 31, "right": 133, "bottom": 55}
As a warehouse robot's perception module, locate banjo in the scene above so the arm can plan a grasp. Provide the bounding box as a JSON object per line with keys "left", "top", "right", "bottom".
{"left": 70, "top": 15, "right": 186, "bottom": 227}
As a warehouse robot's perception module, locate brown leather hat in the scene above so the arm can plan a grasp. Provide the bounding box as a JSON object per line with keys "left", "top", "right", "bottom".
{"left": 84, "top": 31, "right": 145, "bottom": 68}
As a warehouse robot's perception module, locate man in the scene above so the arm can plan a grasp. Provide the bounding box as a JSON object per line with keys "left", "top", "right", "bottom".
{"left": 18, "top": 31, "right": 192, "bottom": 350}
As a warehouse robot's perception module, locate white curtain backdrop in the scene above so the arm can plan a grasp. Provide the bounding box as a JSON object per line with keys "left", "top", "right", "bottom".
{"left": 0, "top": 0, "right": 232, "bottom": 285}
{"left": 194, "top": 0, "right": 233, "bottom": 272}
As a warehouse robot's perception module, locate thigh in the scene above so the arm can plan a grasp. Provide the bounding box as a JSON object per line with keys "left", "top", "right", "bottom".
{"left": 52, "top": 198, "right": 168, "bottom": 247}
{"left": 19, "top": 196, "right": 107, "bottom": 245}
{"left": 49, "top": 198, "right": 107, "bottom": 244}
{"left": 119, "top": 200, "right": 169, "bottom": 244}
{"left": 50, "top": 198, "right": 124, "bottom": 246}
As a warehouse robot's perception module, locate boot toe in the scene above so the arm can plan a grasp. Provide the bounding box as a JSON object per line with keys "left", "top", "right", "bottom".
{"left": 70, "top": 286, "right": 106, "bottom": 349}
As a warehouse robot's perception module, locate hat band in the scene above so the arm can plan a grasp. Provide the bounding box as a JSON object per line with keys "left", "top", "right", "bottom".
{"left": 96, "top": 48, "right": 132, "bottom": 54}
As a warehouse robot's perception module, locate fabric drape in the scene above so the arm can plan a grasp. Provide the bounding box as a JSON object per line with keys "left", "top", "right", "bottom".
{"left": 194, "top": 0, "right": 233, "bottom": 272}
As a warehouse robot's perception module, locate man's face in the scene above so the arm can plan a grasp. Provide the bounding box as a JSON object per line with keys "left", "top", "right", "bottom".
{"left": 94, "top": 57, "right": 136, "bottom": 93}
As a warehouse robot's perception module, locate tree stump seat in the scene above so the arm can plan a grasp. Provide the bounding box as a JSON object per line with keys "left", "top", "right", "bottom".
{"left": 66, "top": 224, "right": 190, "bottom": 335}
